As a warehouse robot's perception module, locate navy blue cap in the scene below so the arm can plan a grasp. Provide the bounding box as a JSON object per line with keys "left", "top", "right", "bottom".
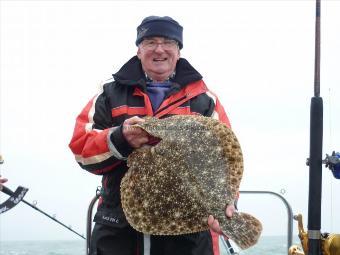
{"left": 136, "top": 16, "right": 183, "bottom": 49}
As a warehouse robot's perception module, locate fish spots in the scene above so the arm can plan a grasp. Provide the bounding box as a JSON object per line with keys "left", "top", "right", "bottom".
{"left": 121, "top": 115, "right": 262, "bottom": 249}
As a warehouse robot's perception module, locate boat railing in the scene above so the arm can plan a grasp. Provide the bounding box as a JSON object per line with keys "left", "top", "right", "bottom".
{"left": 86, "top": 190, "right": 294, "bottom": 255}
{"left": 86, "top": 189, "right": 100, "bottom": 255}
{"left": 240, "top": 190, "right": 294, "bottom": 255}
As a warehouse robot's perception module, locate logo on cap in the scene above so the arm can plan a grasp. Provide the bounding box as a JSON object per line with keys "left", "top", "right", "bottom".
{"left": 138, "top": 27, "right": 149, "bottom": 38}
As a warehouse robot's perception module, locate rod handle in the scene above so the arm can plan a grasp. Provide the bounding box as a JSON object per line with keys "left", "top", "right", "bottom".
{"left": 1, "top": 185, "right": 14, "bottom": 196}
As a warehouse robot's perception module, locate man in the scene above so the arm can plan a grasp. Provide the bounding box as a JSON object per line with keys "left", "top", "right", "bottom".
{"left": 69, "top": 16, "right": 235, "bottom": 255}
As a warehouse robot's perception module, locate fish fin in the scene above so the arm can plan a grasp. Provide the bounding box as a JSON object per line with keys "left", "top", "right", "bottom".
{"left": 221, "top": 212, "right": 262, "bottom": 250}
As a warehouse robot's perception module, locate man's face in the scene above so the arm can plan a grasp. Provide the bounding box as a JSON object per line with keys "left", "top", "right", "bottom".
{"left": 137, "top": 37, "right": 180, "bottom": 82}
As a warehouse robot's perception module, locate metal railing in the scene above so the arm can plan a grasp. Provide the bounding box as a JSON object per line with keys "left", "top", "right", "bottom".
{"left": 240, "top": 190, "right": 294, "bottom": 254}
{"left": 86, "top": 190, "right": 294, "bottom": 254}
{"left": 86, "top": 192, "right": 100, "bottom": 255}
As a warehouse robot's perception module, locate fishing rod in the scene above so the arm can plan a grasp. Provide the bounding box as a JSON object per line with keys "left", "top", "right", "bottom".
{"left": 0, "top": 185, "right": 86, "bottom": 240}
{"left": 306, "top": 0, "right": 340, "bottom": 255}
{"left": 307, "top": 0, "right": 322, "bottom": 254}
{"left": 285, "top": 2, "right": 340, "bottom": 254}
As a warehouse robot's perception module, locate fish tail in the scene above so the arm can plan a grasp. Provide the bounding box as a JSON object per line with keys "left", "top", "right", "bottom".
{"left": 221, "top": 212, "right": 262, "bottom": 250}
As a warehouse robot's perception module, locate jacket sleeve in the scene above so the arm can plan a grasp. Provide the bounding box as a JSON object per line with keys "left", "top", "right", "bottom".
{"left": 68, "top": 86, "right": 133, "bottom": 175}
{"left": 205, "top": 90, "right": 231, "bottom": 128}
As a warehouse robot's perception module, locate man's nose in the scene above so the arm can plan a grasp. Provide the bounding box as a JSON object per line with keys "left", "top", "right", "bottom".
{"left": 154, "top": 43, "right": 166, "bottom": 52}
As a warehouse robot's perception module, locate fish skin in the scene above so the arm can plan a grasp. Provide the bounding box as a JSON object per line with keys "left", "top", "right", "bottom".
{"left": 120, "top": 115, "right": 262, "bottom": 249}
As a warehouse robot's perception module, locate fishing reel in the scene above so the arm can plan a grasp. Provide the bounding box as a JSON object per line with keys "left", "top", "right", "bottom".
{"left": 307, "top": 151, "right": 340, "bottom": 179}
{"left": 323, "top": 152, "right": 340, "bottom": 179}
{"left": 288, "top": 214, "right": 340, "bottom": 255}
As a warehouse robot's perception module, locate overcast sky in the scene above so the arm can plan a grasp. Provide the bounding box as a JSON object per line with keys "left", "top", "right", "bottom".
{"left": 1, "top": 0, "right": 339, "bottom": 244}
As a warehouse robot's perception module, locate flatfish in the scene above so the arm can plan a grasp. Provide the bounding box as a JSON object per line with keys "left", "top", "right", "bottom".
{"left": 120, "top": 115, "right": 262, "bottom": 249}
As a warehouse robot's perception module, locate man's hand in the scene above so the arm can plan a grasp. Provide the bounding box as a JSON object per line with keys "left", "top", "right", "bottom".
{"left": 0, "top": 175, "right": 8, "bottom": 191}
{"left": 208, "top": 204, "right": 235, "bottom": 234}
{"left": 122, "top": 116, "right": 150, "bottom": 148}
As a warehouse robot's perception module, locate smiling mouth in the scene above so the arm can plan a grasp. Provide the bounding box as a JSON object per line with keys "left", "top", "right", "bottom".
{"left": 153, "top": 58, "right": 167, "bottom": 62}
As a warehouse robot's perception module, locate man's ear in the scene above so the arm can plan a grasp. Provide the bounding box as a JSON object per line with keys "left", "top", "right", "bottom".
{"left": 137, "top": 47, "right": 141, "bottom": 59}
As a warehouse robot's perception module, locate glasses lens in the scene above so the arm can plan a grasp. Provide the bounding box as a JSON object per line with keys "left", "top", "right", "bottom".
{"left": 142, "top": 39, "right": 177, "bottom": 50}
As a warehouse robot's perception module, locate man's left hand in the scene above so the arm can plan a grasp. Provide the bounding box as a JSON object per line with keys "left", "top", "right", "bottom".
{"left": 208, "top": 204, "right": 235, "bottom": 234}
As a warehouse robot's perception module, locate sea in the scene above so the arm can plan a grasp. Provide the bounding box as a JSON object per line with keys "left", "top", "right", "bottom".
{"left": 0, "top": 236, "right": 301, "bottom": 255}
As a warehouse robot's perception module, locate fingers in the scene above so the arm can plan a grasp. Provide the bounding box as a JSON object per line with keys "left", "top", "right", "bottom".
{"left": 0, "top": 176, "right": 8, "bottom": 184}
{"left": 0, "top": 176, "right": 8, "bottom": 191}
{"left": 123, "top": 131, "right": 149, "bottom": 148}
{"left": 133, "top": 136, "right": 150, "bottom": 148}
{"left": 208, "top": 215, "right": 223, "bottom": 235}
{"left": 123, "top": 117, "right": 146, "bottom": 135}
{"left": 122, "top": 116, "right": 150, "bottom": 148}
{"left": 208, "top": 215, "right": 214, "bottom": 226}
{"left": 123, "top": 116, "right": 145, "bottom": 126}
{"left": 226, "top": 204, "right": 235, "bottom": 218}
{"left": 208, "top": 204, "right": 235, "bottom": 235}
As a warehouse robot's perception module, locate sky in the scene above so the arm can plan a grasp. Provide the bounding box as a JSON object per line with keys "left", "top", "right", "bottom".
{"left": 0, "top": 0, "right": 339, "bottom": 244}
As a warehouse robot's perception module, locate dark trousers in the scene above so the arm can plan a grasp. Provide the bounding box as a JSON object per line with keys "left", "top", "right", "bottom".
{"left": 90, "top": 223, "right": 214, "bottom": 255}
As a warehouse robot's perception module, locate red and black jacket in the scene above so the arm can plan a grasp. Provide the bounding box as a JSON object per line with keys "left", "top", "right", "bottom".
{"left": 69, "top": 56, "right": 231, "bottom": 226}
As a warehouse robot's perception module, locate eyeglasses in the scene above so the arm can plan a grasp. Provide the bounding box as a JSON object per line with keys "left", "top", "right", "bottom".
{"left": 141, "top": 39, "right": 178, "bottom": 50}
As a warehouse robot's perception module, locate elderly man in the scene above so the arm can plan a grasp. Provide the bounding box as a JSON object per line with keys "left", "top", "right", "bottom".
{"left": 69, "top": 16, "right": 235, "bottom": 255}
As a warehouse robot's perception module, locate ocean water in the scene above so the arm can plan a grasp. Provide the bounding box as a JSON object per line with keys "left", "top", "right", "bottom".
{"left": 0, "top": 236, "right": 300, "bottom": 255}
{"left": 0, "top": 240, "right": 85, "bottom": 255}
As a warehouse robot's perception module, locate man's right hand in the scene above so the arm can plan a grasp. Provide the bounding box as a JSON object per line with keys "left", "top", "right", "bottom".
{"left": 122, "top": 116, "right": 150, "bottom": 148}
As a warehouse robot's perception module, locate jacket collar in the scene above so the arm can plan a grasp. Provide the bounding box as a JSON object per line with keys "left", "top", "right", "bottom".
{"left": 112, "top": 56, "right": 203, "bottom": 91}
